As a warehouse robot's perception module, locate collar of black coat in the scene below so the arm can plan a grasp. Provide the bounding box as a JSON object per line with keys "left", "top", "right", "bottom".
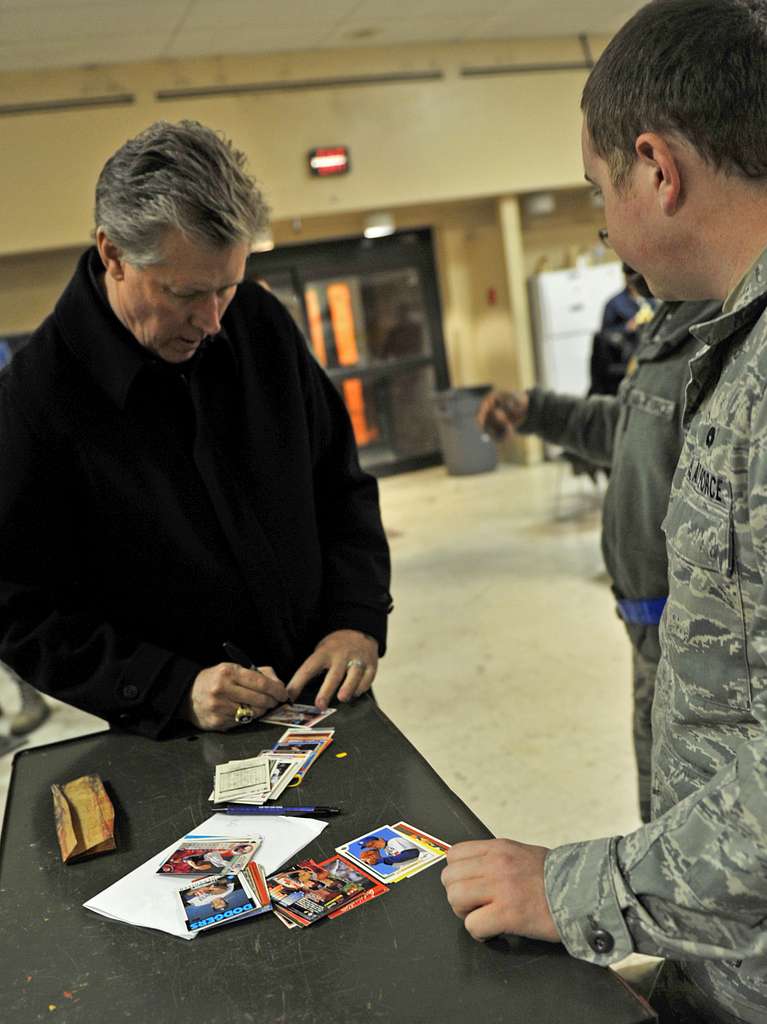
{"left": 52, "top": 247, "right": 213, "bottom": 410}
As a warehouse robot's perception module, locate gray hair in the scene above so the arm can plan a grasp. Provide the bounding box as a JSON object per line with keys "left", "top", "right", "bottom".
{"left": 94, "top": 120, "right": 269, "bottom": 267}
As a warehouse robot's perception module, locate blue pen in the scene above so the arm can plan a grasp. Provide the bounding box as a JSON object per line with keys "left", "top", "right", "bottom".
{"left": 222, "top": 805, "right": 340, "bottom": 816}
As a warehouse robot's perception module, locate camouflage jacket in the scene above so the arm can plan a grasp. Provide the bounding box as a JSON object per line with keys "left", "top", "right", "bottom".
{"left": 544, "top": 254, "right": 767, "bottom": 1024}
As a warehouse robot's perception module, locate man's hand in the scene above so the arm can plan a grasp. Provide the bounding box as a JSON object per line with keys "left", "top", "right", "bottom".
{"left": 477, "top": 390, "right": 530, "bottom": 439}
{"left": 286, "top": 629, "right": 379, "bottom": 710}
{"left": 441, "top": 838, "right": 560, "bottom": 943}
{"left": 182, "top": 662, "right": 288, "bottom": 731}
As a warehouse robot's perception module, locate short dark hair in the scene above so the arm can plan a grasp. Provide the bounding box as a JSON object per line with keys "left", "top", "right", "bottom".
{"left": 582, "top": 0, "right": 767, "bottom": 187}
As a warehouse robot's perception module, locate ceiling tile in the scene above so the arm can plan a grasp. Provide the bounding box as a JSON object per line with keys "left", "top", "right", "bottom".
{"left": 351, "top": 0, "right": 503, "bottom": 14}
{"left": 181, "top": 0, "right": 359, "bottom": 32}
{"left": 164, "top": 27, "right": 330, "bottom": 60}
{"left": 0, "top": 36, "right": 166, "bottom": 72}
{"left": 0, "top": 1, "right": 186, "bottom": 45}
{"left": 330, "top": 15, "right": 482, "bottom": 46}
{"left": 0, "top": 0, "right": 644, "bottom": 72}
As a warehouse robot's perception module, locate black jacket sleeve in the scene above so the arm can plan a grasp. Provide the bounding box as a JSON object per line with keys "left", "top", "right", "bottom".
{"left": 294, "top": 321, "right": 393, "bottom": 654}
{"left": 0, "top": 380, "right": 200, "bottom": 737}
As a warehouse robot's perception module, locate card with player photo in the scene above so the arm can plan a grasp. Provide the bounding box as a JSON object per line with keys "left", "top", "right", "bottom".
{"left": 261, "top": 703, "right": 337, "bottom": 729}
{"left": 336, "top": 824, "right": 441, "bottom": 883}
{"left": 178, "top": 869, "right": 270, "bottom": 934}
{"left": 269, "top": 728, "right": 334, "bottom": 781}
{"left": 157, "top": 837, "right": 262, "bottom": 876}
{"left": 266, "top": 854, "right": 386, "bottom": 926}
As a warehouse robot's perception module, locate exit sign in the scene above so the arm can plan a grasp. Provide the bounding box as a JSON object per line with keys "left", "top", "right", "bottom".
{"left": 308, "top": 146, "right": 351, "bottom": 176}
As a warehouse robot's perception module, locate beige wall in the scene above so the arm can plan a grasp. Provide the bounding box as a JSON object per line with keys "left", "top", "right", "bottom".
{"left": 0, "top": 34, "right": 617, "bottom": 463}
{"left": 0, "top": 36, "right": 610, "bottom": 257}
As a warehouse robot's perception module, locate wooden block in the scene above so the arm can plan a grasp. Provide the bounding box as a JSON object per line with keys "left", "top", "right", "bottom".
{"left": 51, "top": 773, "right": 116, "bottom": 863}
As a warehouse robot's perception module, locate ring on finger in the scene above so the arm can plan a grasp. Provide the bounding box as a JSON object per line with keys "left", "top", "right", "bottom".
{"left": 346, "top": 658, "right": 366, "bottom": 671}
{"left": 235, "top": 704, "right": 254, "bottom": 725}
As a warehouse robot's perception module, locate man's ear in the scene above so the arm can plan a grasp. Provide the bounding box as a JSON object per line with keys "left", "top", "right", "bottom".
{"left": 96, "top": 229, "right": 126, "bottom": 280}
{"left": 635, "top": 132, "right": 683, "bottom": 216}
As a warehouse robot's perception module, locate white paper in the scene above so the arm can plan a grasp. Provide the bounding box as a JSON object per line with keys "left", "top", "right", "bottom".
{"left": 83, "top": 812, "right": 327, "bottom": 939}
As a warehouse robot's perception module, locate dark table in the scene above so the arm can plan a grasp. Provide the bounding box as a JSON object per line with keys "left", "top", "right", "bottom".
{"left": 1, "top": 696, "right": 655, "bottom": 1023}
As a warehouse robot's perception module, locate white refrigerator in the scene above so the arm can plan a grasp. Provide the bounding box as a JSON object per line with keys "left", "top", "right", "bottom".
{"left": 528, "top": 261, "right": 626, "bottom": 397}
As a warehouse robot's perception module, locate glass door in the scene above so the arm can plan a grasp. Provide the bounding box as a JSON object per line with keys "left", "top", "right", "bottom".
{"left": 247, "top": 229, "right": 449, "bottom": 476}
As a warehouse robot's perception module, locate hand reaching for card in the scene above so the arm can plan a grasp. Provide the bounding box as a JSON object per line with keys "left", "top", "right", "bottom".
{"left": 440, "top": 838, "right": 560, "bottom": 943}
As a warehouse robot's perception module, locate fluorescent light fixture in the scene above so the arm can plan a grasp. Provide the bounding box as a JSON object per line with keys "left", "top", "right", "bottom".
{"left": 363, "top": 211, "right": 395, "bottom": 238}
{"left": 252, "top": 231, "right": 275, "bottom": 253}
{"left": 523, "top": 192, "right": 556, "bottom": 217}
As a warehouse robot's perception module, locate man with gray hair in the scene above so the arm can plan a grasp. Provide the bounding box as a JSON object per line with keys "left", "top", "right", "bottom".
{"left": 0, "top": 120, "right": 391, "bottom": 735}
{"left": 442, "top": 2, "right": 767, "bottom": 1021}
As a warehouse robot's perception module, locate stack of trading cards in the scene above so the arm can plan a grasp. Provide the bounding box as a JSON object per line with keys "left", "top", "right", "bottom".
{"left": 213, "top": 754, "right": 271, "bottom": 804}
{"left": 266, "top": 727, "right": 335, "bottom": 783}
{"left": 178, "top": 862, "right": 271, "bottom": 934}
{"left": 263, "top": 753, "right": 305, "bottom": 800}
{"left": 267, "top": 854, "right": 387, "bottom": 928}
{"left": 261, "top": 703, "right": 337, "bottom": 730}
{"left": 209, "top": 753, "right": 304, "bottom": 805}
{"left": 156, "top": 836, "right": 264, "bottom": 877}
{"left": 336, "top": 821, "right": 450, "bottom": 884}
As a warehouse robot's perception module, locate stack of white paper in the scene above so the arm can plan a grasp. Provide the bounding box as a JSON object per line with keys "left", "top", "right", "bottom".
{"left": 83, "top": 812, "right": 327, "bottom": 939}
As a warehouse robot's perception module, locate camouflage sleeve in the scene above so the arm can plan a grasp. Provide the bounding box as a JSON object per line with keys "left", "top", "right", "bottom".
{"left": 545, "top": 731, "right": 767, "bottom": 965}
{"left": 519, "top": 388, "right": 619, "bottom": 468}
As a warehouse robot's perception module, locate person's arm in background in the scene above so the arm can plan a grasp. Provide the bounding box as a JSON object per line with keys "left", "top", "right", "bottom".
{"left": 478, "top": 387, "right": 621, "bottom": 469}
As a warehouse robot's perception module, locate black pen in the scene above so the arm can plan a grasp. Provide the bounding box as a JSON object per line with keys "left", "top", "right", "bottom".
{"left": 222, "top": 641, "right": 257, "bottom": 669}
{"left": 222, "top": 641, "right": 294, "bottom": 706}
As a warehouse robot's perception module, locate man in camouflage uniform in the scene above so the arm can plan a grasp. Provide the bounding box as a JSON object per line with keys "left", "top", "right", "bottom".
{"left": 442, "top": 2, "right": 767, "bottom": 1020}
{"left": 479, "top": 296, "right": 720, "bottom": 824}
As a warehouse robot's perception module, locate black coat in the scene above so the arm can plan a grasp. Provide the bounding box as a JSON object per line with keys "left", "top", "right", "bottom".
{"left": 0, "top": 249, "right": 391, "bottom": 736}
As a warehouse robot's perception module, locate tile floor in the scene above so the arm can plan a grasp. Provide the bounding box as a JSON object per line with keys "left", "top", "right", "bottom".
{"left": 0, "top": 459, "right": 641, "bottom": 846}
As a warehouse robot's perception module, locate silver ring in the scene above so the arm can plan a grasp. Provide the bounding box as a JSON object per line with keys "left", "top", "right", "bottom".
{"left": 346, "top": 658, "right": 366, "bottom": 671}
{"left": 235, "top": 704, "right": 254, "bottom": 725}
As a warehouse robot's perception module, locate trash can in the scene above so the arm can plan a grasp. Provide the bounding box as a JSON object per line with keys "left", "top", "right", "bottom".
{"left": 431, "top": 386, "right": 498, "bottom": 476}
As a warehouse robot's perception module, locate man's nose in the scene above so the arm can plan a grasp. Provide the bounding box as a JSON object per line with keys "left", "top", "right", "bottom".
{"left": 191, "top": 294, "right": 222, "bottom": 336}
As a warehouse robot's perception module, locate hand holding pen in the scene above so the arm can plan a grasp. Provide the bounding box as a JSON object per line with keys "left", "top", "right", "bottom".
{"left": 179, "top": 641, "right": 288, "bottom": 732}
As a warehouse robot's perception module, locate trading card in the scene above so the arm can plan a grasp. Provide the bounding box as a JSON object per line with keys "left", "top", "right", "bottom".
{"left": 266, "top": 855, "right": 378, "bottom": 926}
{"left": 178, "top": 872, "right": 265, "bottom": 933}
{"left": 211, "top": 753, "right": 302, "bottom": 803}
{"left": 264, "top": 744, "right": 315, "bottom": 782}
{"left": 240, "top": 861, "right": 271, "bottom": 911}
{"left": 261, "top": 703, "right": 337, "bottom": 729}
{"left": 391, "top": 822, "right": 451, "bottom": 857}
{"left": 336, "top": 825, "right": 439, "bottom": 882}
{"left": 267, "top": 862, "right": 346, "bottom": 925}
{"left": 270, "top": 728, "right": 334, "bottom": 780}
{"left": 318, "top": 855, "right": 389, "bottom": 919}
{"left": 266, "top": 755, "right": 304, "bottom": 799}
{"left": 157, "top": 837, "right": 262, "bottom": 876}
{"left": 276, "top": 727, "right": 335, "bottom": 745}
{"left": 273, "top": 907, "right": 300, "bottom": 929}
{"left": 213, "top": 755, "right": 271, "bottom": 803}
